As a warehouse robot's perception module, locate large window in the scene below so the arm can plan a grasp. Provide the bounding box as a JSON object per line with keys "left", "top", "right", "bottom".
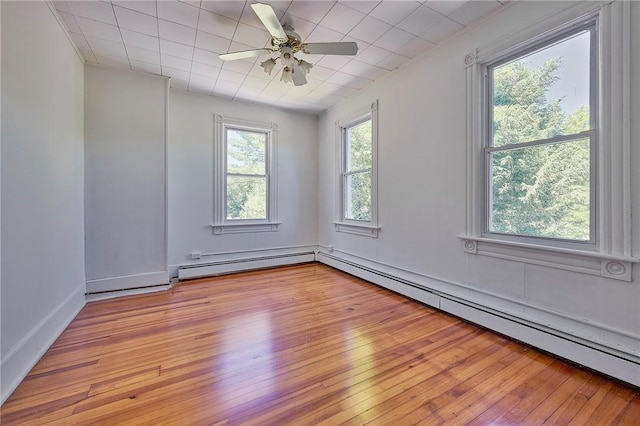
{"left": 486, "top": 24, "right": 595, "bottom": 243}
{"left": 462, "top": 2, "right": 636, "bottom": 281}
{"left": 335, "top": 101, "right": 379, "bottom": 237}
{"left": 213, "top": 115, "right": 278, "bottom": 234}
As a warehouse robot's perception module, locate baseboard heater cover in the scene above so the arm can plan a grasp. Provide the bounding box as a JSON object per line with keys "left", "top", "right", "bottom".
{"left": 317, "top": 251, "right": 640, "bottom": 388}
{"left": 178, "top": 251, "right": 316, "bottom": 280}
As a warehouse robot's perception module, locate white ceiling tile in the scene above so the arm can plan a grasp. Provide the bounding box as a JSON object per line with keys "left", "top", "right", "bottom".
{"left": 214, "top": 80, "right": 241, "bottom": 95}
{"left": 180, "top": 0, "right": 202, "bottom": 8}
{"left": 198, "top": 9, "right": 238, "bottom": 40}
{"left": 425, "top": 0, "right": 468, "bottom": 17}
{"left": 319, "top": 3, "right": 365, "bottom": 36}
{"left": 447, "top": 1, "right": 502, "bottom": 26}
{"left": 243, "top": 75, "right": 271, "bottom": 90}
{"left": 131, "top": 59, "right": 162, "bottom": 75}
{"left": 196, "top": 30, "right": 232, "bottom": 54}
{"left": 234, "top": 88, "right": 261, "bottom": 102}
{"left": 58, "top": 11, "right": 82, "bottom": 33}
{"left": 121, "top": 29, "right": 159, "bottom": 51}
{"left": 397, "top": 5, "right": 444, "bottom": 35}
{"left": 305, "top": 64, "right": 335, "bottom": 81}
{"left": 233, "top": 23, "right": 271, "bottom": 48}
{"left": 305, "top": 25, "right": 344, "bottom": 44}
{"left": 286, "top": 1, "right": 336, "bottom": 24}
{"left": 161, "top": 53, "right": 192, "bottom": 71}
{"left": 356, "top": 44, "right": 391, "bottom": 66}
{"left": 159, "top": 19, "right": 197, "bottom": 45}
{"left": 218, "top": 69, "right": 246, "bottom": 84}
{"left": 75, "top": 16, "right": 122, "bottom": 43}
{"left": 112, "top": 1, "right": 157, "bottom": 17}
{"left": 191, "top": 62, "right": 221, "bottom": 78}
{"left": 419, "top": 17, "right": 464, "bottom": 43}
{"left": 338, "top": 1, "right": 380, "bottom": 15}
{"left": 69, "top": 32, "right": 91, "bottom": 51}
{"left": 157, "top": 0, "right": 200, "bottom": 28}
{"left": 160, "top": 39, "right": 194, "bottom": 59}
{"left": 369, "top": 1, "right": 421, "bottom": 26}
{"left": 340, "top": 59, "right": 388, "bottom": 80}
{"left": 86, "top": 36, "right": 127, "bottom": 58}
{"left": 68, "top": 1, "right": 117, "bottom": 25}
{"left": 240, "top": 4, "right": 286, "bottom": 31}
{"left": 348, "top": 16, "right": 391, "bottom": 43}
{"left": 193, "top": 48, "right": 224, "bottom": 67}
{"left": 377, "top": 51, "right": 407, "bottom": 70}
{"left": 327, "top": 72, "right": 369, "bottom": 89}
{"left": 222, "top": 59, "right": 254, "bottom": 74}
{"left": 53, "top": 1, "right": 72, "bottom": 14}
{"left": 114, "top": 6, "right": 158, "bottom": 37}
{"left": 200, "top": 1, "right": 246, "bottom": 21}
{"left": 373, "top": 28, "right": 415, "bottom": 52}
{"left": 396, "top": 36, "right": 435, "bottom": 58}
{"left": 126, "top": 45, "right": 161, "bottom": 65}
{"left": 190, "top": 74, "right": 216, "bottom": 94}
{"left": 316, "top": 54, "right": 352, "bottom": 71}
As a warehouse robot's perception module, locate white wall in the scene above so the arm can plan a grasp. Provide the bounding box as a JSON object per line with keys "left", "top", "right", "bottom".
{"left": 84, "top": 66, "right": 169, "bottom": 293}
{"left": 1, "top": 1, "right": 85, "bottom": 403}
{"left": 317, "top": 0, "right": 639, "bottom": 384}
{"left": 168, "top": 90, "right": 317, "bottom": 275}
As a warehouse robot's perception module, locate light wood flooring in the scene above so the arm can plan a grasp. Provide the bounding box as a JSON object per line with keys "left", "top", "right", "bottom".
{"left": 1, "top": 263, "right": 639, "bottom": 424}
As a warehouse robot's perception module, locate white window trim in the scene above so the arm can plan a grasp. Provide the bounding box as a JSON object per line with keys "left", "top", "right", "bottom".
{"left": 334, "top": 100, "right": 380, "bottom": 238}
{"left": 460, "top": 1, "right": 637, "bottom": 281}
{"left": 212, "top": 114, "right": 279, "bottom": 235}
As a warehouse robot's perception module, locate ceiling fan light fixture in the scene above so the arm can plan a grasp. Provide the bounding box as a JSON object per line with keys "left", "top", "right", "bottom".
{"left": 280, "top": 66, "right": 293, "bottom": 83}
{"left": 297, "top": 59, "right": 313, "bottom": 74}
{"left": 260, "top": 58, "right": 277, "bottom": 75}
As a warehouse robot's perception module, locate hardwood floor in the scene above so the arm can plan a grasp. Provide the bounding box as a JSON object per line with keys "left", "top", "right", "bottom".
{"left": 2, "top": 263, "right": 638, "bottom": 425}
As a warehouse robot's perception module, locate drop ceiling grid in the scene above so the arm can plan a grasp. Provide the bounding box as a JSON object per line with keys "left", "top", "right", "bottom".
{"left": 52, "top": 0, "right": 506, "bottom": 114}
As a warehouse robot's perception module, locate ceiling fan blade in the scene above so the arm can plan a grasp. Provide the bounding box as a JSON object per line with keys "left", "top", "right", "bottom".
{"left": 219, "top": 48, "right": 272, "bottom": 61}
{"left": 303, "top": 42, "right": 358, "bottom": 55}
{"left": 251, "top": 3, "right": 288, "bottom": 41}
{"left": 291, "top": 62, "right": 307, "bottom": 86}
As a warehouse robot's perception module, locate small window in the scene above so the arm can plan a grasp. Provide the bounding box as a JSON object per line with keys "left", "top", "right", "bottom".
{"left": 486, "top": 24, "right": 595, "bottom": 244}
{"left": 213, "top": 115, "right": 279, "bottom": 235}
{"left": 335, "top": 101, "right": 379, "bottom": 237}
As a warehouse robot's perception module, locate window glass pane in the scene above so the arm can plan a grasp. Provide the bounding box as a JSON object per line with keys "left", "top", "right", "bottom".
{"left": 345, "top": 171, "right": 371, "bottom": 221}
{"left": 227, "top": 129, "right": 266, "bottom": 175}
{"left": 226, "top": 175, "right": 266, "bottom": 220}
{"left": 489, "top": 138, "right": 590, "bottom": 240}
{"left": 347, "top": 119, "right": 372, "bottom": 172}
{"left": 492, "top": 30, "right": 591, "bottom": 147}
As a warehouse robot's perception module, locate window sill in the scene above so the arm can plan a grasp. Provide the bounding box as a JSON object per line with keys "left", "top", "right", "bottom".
{"left": 334, "top": 221, "right": 380, "bottom": 238}
{"left": 212, "top": 222, "right": 280, "bottom": 235}
{"left": 458, "top": 235, "right": 638, "bottom": 281}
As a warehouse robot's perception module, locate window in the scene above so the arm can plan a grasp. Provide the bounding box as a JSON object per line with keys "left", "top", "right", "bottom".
{"left": 462, "top": 1, "right": 636, "bottom": 281}
{"left": 213, "top": 115, "right": 278, "bottom": 234}
{"left": 487, "top": 24, "right": 595, "bottom": 244}
{"left": 335, "top": 101, "right": 379, "bottom": 237}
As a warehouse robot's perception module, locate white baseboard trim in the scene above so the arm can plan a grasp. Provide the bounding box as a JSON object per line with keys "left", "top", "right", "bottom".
{"left": 85, "top": 270, "right": 170, "bottom": 294}
{"left": 317, "top": 251, "right": 640, "bottom": 388}
{"left": 0, "top": 283, "right": 86, "bottom": 405}
{"left": 178, "top": 250, "right": 316, "bottom": 280}
{"left": 85, "top": 283, "right": 172, "bottom": 302}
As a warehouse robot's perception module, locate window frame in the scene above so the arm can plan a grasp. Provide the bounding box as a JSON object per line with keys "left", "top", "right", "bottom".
{"left": 212, "top": 114, "right": 279, "bottom": 235}
{"left": 460, "top": 1, "right": 637, "bottom": 281}
{"left": 335, "top": 101, "right": 380, "bottom": 238}
{"left": 483, "top": 22, "right": 598, "bottom": 248}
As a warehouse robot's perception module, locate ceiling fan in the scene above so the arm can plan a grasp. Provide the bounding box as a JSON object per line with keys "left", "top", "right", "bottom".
{"left": 219, "top": 3, "right": 358, "bottom": 86}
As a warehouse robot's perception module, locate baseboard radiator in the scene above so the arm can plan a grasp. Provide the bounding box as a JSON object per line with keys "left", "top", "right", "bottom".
{"left": 178, "top": 251, "right": 316, "bottom": 280}
{"left": 317, "top": 251, "right": 640, "bottom": 388}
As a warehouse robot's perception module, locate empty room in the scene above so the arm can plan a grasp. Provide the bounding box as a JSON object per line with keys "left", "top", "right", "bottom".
{"left": 1, "top": 0, "right": 639, "bottom": 423}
